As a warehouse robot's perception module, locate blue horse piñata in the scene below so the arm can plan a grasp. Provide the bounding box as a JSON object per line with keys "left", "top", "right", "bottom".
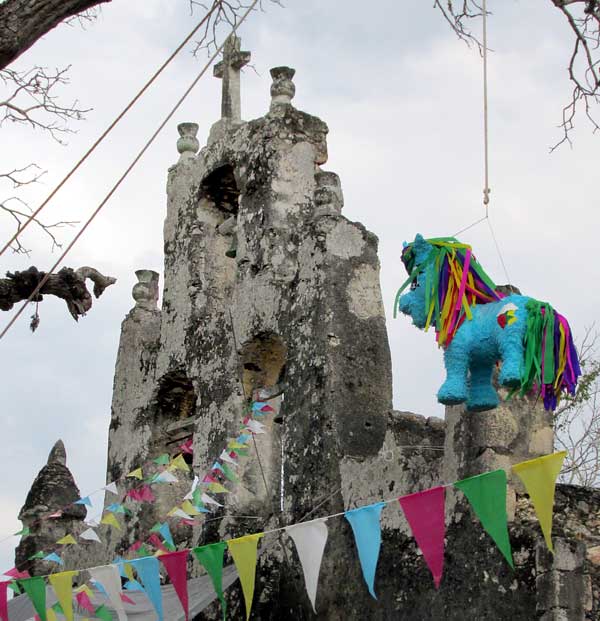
{"left": 395, "top": 234, "right": 580, "bottom": 412}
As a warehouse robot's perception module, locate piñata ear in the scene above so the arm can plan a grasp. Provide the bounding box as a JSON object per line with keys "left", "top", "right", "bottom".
{"left": 412, "top": 234, "right": 432, "bottom": 265}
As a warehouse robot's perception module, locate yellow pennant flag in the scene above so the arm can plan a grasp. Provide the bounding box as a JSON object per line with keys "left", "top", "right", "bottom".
{"left": 227, "top": 533, "right": 264, "bottom": 621}
{"left": 512, "top": 451, "right": 567, "bottom": 552}
{"left": 181, "top": 500, "right": 201, "bottom": 516}
{"left": 47, "top": 609, "right": 57, "bottom": 621}
{"left": 101, "top": 512, "right": 122, "bottom": 531}
{"left": 127, "top": 467, "right": 143, "bottom": 480}
{"left": 123, "top": 562, "right": 135, "bottom": 582}
{"left": 56, "top": 534, "right": 77, "bottom": 545}
{"left": 75, "top": 585, "right": 94, "bottom": 598}
{"left": 208, "top": 482, "right": 229, "bottom": 494}
{"left": 168, "top": 454, "right": 190, "bottom": 472}
{"left": 49, "top": 570, "right": 78, "bottom": 621}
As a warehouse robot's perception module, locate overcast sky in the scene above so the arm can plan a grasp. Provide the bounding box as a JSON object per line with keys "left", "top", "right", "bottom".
{"left": 0, "top": 0, "right": 598, "bottom": 573}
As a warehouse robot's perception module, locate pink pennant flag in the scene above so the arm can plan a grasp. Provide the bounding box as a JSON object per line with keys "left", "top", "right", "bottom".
{"left": 120, "top": 593, "right": 136, "bottom": 605}
{"left": 148, "top": 533, "right": 168, "bottom": 553}
{"left": 159, "top": 551, "right": 190, "bottom": 621}
{"left": 4, "top": 567, "right": 29, "bottom": 579}
{"left": 75, "top": 590, "right": 95, "bottom": 614}
{"left": 260, "top": 404, "right": 274, "bottom": 412}
{"left": 139, "top": 485, "right": 156, "bottom": 502}
{"left": 128, "top": 541, "right": 143, "bottom": 554}
{"left": 179, "top": 439, "right": 193, "bottom": 455}
{"left": 398, "top": 486, "right": 446, "bottom": 588}
{"left": 0, "top": 580, "right": 8, "bottom": 621}
{"left": 180, "top": 519, "right": 196, "bottom": 527}
{"left": 202, "top": 474, "right": 217, "bottom": 484}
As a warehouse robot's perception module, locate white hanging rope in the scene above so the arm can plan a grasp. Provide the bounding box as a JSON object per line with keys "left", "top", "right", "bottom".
{"left": 482, "top": 0, "right": 490, "bottom": 212}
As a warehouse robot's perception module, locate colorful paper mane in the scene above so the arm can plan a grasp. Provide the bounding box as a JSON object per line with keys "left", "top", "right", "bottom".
{"left": 395, "top": 235, "right": 580, "bottom": 412}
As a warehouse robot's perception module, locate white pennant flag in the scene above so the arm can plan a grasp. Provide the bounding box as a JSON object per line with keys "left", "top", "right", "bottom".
{"left": 201, "top": 492, "right": 223, "bottom": 507}
{"left": 89, "top": 565, "right": 127, "bottom": 621}
{"left": 184, "top": 475, "right": 200, "bottom": 500}
{"left": 246, "top": 419, "right": 266, "bottom": 434}
{"left": 219, "top": 450, "right": 238, "bottom": 466}
{"left": 171, "top": 508, "right": 192, "bottom": 520}
{"left": 104, "top": 482, "right": 118, "bottom": 495}
{"left": 155, "top": 470, "right": 178, "bottom": 483}
{"left": 285, "top": 519, "right": 329, "bottom": 612}
{"left": 79, "top": 528, "right": 101, "bottom": 543}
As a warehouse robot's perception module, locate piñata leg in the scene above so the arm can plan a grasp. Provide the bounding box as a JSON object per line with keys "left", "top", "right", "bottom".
{"left": 466, "top": 361, "right": 499, "bottom": 412}
{"left": 438, "top": 335, "right": 469, "bottom": 405}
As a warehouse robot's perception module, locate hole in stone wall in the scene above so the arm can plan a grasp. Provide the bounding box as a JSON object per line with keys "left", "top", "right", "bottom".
{"left": 200, "top": 164, "right": 240, "bottom": 217}
{"left": 240, "top": 333, "right": 287, "bottom": 400}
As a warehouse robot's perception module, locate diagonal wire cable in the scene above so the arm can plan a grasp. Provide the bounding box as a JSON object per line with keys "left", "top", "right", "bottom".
{"left": 0, "top": 0, "right": 260, "bottom": 341}
{"left": 0, "top": 0, "right": 223, "bottom": 257}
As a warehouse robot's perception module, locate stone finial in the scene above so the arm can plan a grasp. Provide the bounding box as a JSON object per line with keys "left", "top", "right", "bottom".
{"left": 176, "top": 123, "right": 200, "bottom": 160}
{"left": 270, "top": 66, "right": 296, "bottom": 109}
{"left": 314, "top": 170, "right": 344, "bottom": 218}
{"left": 214, "top": 35, "right": 251, "bottom": 122}
{"left": 132, "top": 270, "right": 159, "bottom": 311}
{"left": 47, "top": 439, "right": 66, "bottom": 466}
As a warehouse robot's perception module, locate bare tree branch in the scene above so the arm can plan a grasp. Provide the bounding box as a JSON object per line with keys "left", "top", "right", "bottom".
{"left": 434, "top": 0, "right": 600, "bottom": 149}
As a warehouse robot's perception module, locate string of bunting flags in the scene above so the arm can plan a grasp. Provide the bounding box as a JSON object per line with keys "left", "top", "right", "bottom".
{"left": 2, "top": 398, "right": 277, "bottom": 593}
{"left": 0, "top": 450, "right": 567, "bottom": 621}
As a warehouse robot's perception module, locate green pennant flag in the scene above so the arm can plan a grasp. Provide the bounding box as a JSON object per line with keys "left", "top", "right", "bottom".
{"left": 233, "top": 448, "right": 249, "bottom": 458}
{"left": 193, "top": 542, "right": 227, "bottom": 620}
{"left": 94, "top": 604, "right": 112, "bottom": 621}
{"left": 28, "top": 551, "right": 46, "bottom": 560}
{"left": 454, "top": 469, "right": 514, "bottom": 568}
{"left": 137, "top": 544, "right": 150, "bottom": 557}
{"left": 19, "top": 576, "right": 47, "bottom": 621}
{"left": 14, "top": 526, "right": 30, "bottom": 537}
{"left": 220, "top": 462, "right": 239, "bottom": 483}
{"left": 9, "top": 582, "right": 21, "bottom": 595}
{"left": 154, "top": 453, "right": 171, "bottom": 465}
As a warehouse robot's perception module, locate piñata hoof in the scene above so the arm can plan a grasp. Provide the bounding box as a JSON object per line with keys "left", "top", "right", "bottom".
{"left": 395, "top": 234, "right": 581, "bottom": 412}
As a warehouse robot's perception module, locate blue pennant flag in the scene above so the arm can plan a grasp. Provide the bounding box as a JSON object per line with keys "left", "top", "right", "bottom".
{"left": 252, "top": 402, "right": 266, "bottom": 411}
{"left": 42, "top": 553, "right": 63, "bottom": 565}
{"left": 236, "top": 434, "right": 250, "bottom": 444}
{"left": 158, "top": 523, "right": 175, "bottom": 549}
{"left": 128, "top": 557, "right": 164, "bottom": 621}
{"left": 344, "top": 502, "right": 385, "bottom": 599}
{"left": 124, "top": 580, "right": 144, "bottom": 592}
{"left": 75, "top": 496, "right": 92, "bottom": 507}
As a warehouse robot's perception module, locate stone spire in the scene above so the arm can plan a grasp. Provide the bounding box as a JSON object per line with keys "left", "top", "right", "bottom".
{"left": 213, "top": 34, "right": 251, "bottom": 122}
{"left": 15, "top": 440, "right": 86, "bottom": 574}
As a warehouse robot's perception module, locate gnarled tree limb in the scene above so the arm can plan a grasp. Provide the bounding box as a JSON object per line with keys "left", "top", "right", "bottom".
{"left": 0, "top": 265, "right": 116, "bottom": 328}
{"left": 0, "top": 0, "right": 112, "bottom": 71}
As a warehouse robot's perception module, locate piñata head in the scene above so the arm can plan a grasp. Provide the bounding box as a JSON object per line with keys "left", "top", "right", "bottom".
{"left": 395, "top": 234, "right": 580, "bottom": 412}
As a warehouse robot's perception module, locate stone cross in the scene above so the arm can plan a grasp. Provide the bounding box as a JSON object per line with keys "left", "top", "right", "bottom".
{"left": 213, "top": 35, "right": 251, "bottom": 122}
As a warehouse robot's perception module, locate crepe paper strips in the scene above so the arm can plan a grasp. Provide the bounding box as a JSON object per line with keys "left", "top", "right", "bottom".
{"left": 5, "top": 567, "right": 29, "bottom": 579}
{"left": 101, "top": 513, "right": 121, "bottom": 530}
{"left": 220, "top": 450, "right": 238, "bottom": 465}
{"left": 80, "top": 528, "right": 101, "bottom": 543}
{"left": 127, "top": 468, "right": 143, "bottom": 480}
{"left": 0, "top": 580, "right": 8, "bottom": 621}
{"left": 19, "top": 576, "right": 47, "bottom": 621}
{"left": 106, "top": 503, "right": 127, "bottom": 514}
{"left": 193, "top": 542, "right": 227, "bottom": 621}
{"left": 285, "top": 519, "right": 329, "bottom": 612}
{"left": 454, "top": 470, "right": 514, "bottom": 568}
{"left": 75, "top": 496, "right": 92, "bottom": 507}
{"left": 344, "top": 503, "right": 385, "bottom": 598}
{"left": 220, "top": 462, "right": 239, "bottom": 483}
{"left": 75, "top": 591, "right": 95, "bottom": 615}
{"left": 43, "top": 553, "right": 63, "bottom": 565}
{"left": 158, "top": 523, "right": 175, "bottom": 549}
{"left": 128, "top": 557, "right": 164, "bottom": 621}
{"left": 159, "top": 551, "right": 190, "bottom": 621}
{"left": 104, "top": 482, "right": 119, "bottom": 495}
{"left": 56, "top": 535, "right": 77, "bottom": 546}
{"left": 398, "top": 486, "right": 446, "bottom": 588}
{"left": 179, "top": 438, "right": 194, "bottom": 455}
{"left": 154, "top": 454, "right": 171, "bottom": 465}
{"left": 208, "top": 482, "right": 229, "bottom": 494}
{"left": 512, "top": 451, "right": 567, "bottom": 552}
{"left": 94, "top": 605, "right": 112, "bottom": 621}
{"left": 120, "top": 593, "right": 136, "bottom": 605}
{"left": 155, "top": 470, "right": 178, "bottom": 484}
{"left": 169, "top": 454, "right": 190, "bottom": 472}
{"left": 88, "top": 565, "right": 127, "bottom": 621}
{"left": 227, "top": 533, "right": 264, "bottom": 621}
{"left": 14, "top": 526, "right": 30, "bottom": 537}
{"left": 49, "top": 570, "right": 77, "bottom": 621}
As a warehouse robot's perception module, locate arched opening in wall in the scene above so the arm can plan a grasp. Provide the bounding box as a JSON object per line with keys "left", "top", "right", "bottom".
{"left": 200, "top": 164, "right": 240, "bottom": 259}
{"left": 152, "top": 369, "right": 198, "bottom": 466}
{"left": 240, "top": 333, "right": 287, "bottom": 405}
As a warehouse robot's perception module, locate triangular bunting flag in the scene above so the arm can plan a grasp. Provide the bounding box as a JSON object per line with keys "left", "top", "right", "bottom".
{"left": 398, "top": 486, "right": 446, "bottom": 588}
{"left": 49, "top": 571, "right": 77, "bottom": 621}
{"left": 127, "top": 468, "right": 143, "bottom": 480}
{"left": 94, "top": 605, "right": 112, "bottom": 621}
{"left": 75, "top": 496, "right": 92, "bottom": 507}
{"left": 19, "top": 577, "right": 47, "bottom": 621}
{"left": 14, "top": 526, "right": 30, "bottom": 537}
{"left": 158, "top": 523, "right": 175, "bottom": 548}
{"left": 124, "top": 580, "right": 144, "bottom": 592}
{"left": 75, "top": 590, "right": 95, "bottom": 615}
{"left": 512, "top": 451, "right": 567, "bottom": 552}
{"left": 246, "top": 419, "right": 266, "bottom": 435}
{"left": 201, "top": 493, "right": 222, "bottom": 507}
{"left": 43, "top": 553, "right": 63, "bottom": 565}
{"left": 208, "top": 482, "right": 229, "bottom": 494}
{"left": 170, "top": 508, "right": 193, "bottom": 520}
{"left": 120, "top": 593, "right": 136, "bottom": 605}
{"left": 220, "top": 462, "right": 239, "bottom": 483}
{"left": 128, "top": 557, "right": 163, "bottom": 621}
{"left": 344, "top": 503, "right": 385, "bottom": 598}
{"left": 251, "top": 402, "right": 266, "bottom": 411}
{"left": 88, "top": 565, "right": 127, "bottom": 621}
{"left": 227, "top": 534, "right": 263, "bottom": 621}
{"left": 159, "top": 551, "right": 190, "bottom": 621}
{"left": 106, "top": 503, "right": 127, "bottom": 514}
{"left": 104, "top": 482, "right": 118, "bottom": 495}
{"left": 0, "top": 581, "right": 8, "bottom": 621}
{"left": 101, "top": 513, "right": 121, "bottom": 530}
{"left": 219, "top": 450, "right": 238, "bottom": 466}
{"left": 181, "top": 501, "right": 202, "bottom": 516}
{"left": 154, "top": 454, "right": 171, "bottom": 465}
{"left": 56, "top": 535, "right": 77, "bottom": 546}
{"left": 169, "top": 454, "right": 190, "bottom": 472}
{"left": 28, "top": 552, "right": 46, "bottom": 560}
{"left": 4, "top": 567, "right": 29, "bottom": 579}
{"left": 454, "top": 469, "right": 514, "bottom": 568}
{"left": 285, "top": 519, "right": 329, "bottom": 612}
{"left": 192, "top": 542, "right": 227, "bottom": 621}
{"left": 155, "top": 470, "right": 178, "bottom": 484}
{"left": 179, "top": 438, "right": 193, "bottom": 455}
{"left": 80, "top": 528, "right": 101, "bottom": 543}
